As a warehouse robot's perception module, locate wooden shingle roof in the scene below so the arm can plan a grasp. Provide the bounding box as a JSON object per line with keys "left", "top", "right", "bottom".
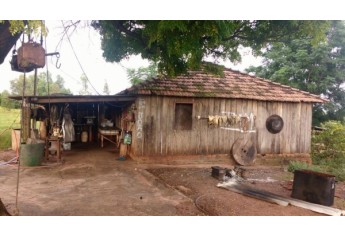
{"left": 121, "top": 68, "right": 327, "bottom": 103}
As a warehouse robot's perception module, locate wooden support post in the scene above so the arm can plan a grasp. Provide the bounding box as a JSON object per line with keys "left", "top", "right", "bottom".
{"left": 21, "top": 98, "right": 31, "bottom": 143}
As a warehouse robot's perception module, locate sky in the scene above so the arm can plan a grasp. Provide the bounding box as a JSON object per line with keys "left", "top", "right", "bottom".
{"left": 0, "top": 21, "right": 151, "bottom": 95}
{"left": 0, "top": 20, "right": 263, "bottom": 96}
{"left": 1, "top": 0, "right": 342, "bottom": 96}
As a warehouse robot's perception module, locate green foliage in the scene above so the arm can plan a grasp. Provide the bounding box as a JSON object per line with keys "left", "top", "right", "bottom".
{"left": 0, "top": 107, "right": 20, "bottom": 150}
{"left": 246, "top": 21, "right": 345, "bottom": 125}
{"left": 312, "top": 121, "right": 345, "bottom": 162}
{"left": 287, "top": 161, "right": 323, "bottom": 173}
{"left": 9, "top": 72, "right": 72, "bottom": 96}
{"left": 287, "top": 121, "right": 345, "bottom": 181}
{"left": 126, "top": 62, "right": 158, "bottom": 85}
{"left": 311, "top": 121, "right": 345, "bottom": 181}
{"left": 78, "top": 74, "right": 91, "bottom": 95}
{"left": 92, "top": 20, "right": 330, "bottom": 76}
{"left": 0, "top": 20, "right": 48, "bottom": 36}
{"left": 0, "top": 90, "right": 20, "bottom": 109}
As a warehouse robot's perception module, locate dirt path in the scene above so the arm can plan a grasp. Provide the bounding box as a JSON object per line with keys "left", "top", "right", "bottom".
{"left": 0, "top": 148, "right": 200, "bottom": 216}
{"left": 147, "top": 166, "right": 345, "bottom": 216}
{"left": 1, "top": 147, "right": 344, "bottom": 216}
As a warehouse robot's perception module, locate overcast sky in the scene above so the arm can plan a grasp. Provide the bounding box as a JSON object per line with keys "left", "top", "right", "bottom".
{"left": 0, "top": 0, "right": 336, "bottom": 94}
{"left": 0, "top": 21, "right": 152, "bottom": 95}
{"left": 1, "top": 1, "right": 337, "bottom": 96}
{"left": 0, "top": 20, "right": 263, "bottom": 95}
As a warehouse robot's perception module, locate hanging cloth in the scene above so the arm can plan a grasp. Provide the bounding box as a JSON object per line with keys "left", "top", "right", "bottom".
{"left": 62, "top": 105, "right": 75, "bottom": 142}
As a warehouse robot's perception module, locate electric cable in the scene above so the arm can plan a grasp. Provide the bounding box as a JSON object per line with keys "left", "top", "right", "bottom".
{"left": 61, "top": 20, "right": 100, "bottom": 95}
{"left": 0, "top": 113, "right": 20, "bottom": 137}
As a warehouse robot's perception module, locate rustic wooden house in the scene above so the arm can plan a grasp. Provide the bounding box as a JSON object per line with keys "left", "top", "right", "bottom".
{"left": 119, "top": 68, "right": 326, "bottom": 164}
{"left": 9, "top": 67, "right": 326, "bottom": 165}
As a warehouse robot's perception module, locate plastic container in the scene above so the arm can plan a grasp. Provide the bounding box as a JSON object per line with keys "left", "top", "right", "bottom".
{"left": 81, "top": 131, "right": 88, "bottom": 143}
{"left": 63, "top": 143, "right": 71, "bottom": 150}
{"left": 20, "top": 143, "right": 45, "bottom": 166}
{"left": 123, "top": 131, "right": 132, "bottom": 145}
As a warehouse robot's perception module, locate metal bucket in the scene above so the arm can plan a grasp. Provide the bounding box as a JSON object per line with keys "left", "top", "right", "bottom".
{"left": 291, "top": 169, "right": 336, "bottom": 206}
{"left": 19, "top": 143, "right": 45, "bottom": 166}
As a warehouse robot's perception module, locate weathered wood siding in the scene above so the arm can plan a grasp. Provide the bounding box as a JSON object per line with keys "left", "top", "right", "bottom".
{"left": 130, "top": 96, "right": 312, "bottom": 157}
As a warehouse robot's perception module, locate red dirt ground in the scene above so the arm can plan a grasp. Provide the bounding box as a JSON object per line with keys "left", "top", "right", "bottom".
{"left": 1, "top": 148, "right": 345, "bottom": 216}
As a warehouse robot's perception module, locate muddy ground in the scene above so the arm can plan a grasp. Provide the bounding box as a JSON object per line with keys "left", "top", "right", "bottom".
{"left": 1, "top": 146, "right": 345, "bottom": 216}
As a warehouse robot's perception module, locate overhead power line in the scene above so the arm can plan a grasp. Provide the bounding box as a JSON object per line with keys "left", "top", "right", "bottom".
{"left": 61, "top": 20, "right": 100, "bottom": 95}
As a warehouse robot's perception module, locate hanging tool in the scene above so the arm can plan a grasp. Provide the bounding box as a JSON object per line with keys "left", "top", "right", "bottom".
{"left": 45, "top": 52, "right": 61, "bottom": 69}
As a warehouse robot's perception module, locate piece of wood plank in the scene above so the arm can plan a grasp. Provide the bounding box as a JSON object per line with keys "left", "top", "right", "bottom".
{"left": 161, "top": 96, "right": 168, "bottom": 156}
{"left": 256, "top": 187, "right": 345, "bottom": 216}
{"left": 218, "top": 182, "right": 345, "bottom": 216}
{"left": 218, "top": 183, "right": 289, "bottom": 206}
{"left": 304, "top": 103, "right": 312, "bottom": 153}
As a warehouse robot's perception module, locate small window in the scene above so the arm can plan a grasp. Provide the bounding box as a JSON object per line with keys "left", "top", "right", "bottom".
{"left": 174, "top": 103, "right": 193, "bottom": 130}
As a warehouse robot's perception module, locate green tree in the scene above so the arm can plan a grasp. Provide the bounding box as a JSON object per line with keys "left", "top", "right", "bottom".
{"left": 126, "top": 62, "right": 158, "bottom": 85}
{"left": 246, "top": 21, "right": 345, "bottom": 125}
{"left": 0, "top": 90, "right": 19, "bottom": 109}
{"left": 0, "top": 20, "right": 47, "bottom": 36}
{"left": 311, "top": 121, "right": 345, "bottom": 181}
{"left": 103, "top": 79, "right": 110, "bottom": 95}
{"left": 49, "top": 75, "right": 71, "bottom": 95}
{"left": 9, "top": 72, "right": 72, "bottom": 96}
{"left": 78, "top": 74, "right": 91, "bottom": 95}
{"left": 92, "top": 20, "right": 330, "bottom": 76}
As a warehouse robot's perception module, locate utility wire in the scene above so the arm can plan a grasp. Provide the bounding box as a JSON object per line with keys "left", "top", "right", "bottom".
{"left": 53, "top": 66, "right": 81, "bottom": 84}
{"left": 0, "top": 113, "right": 20, "bottom": 137}
{"left": 61, "top": 20, "right": 100, "bottom": 95}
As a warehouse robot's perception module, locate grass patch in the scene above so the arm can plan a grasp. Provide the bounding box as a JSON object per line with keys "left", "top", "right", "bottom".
{"left": 287, "top": 160, "right": 323, "bottom": 173}
{"left": 0, "top": 107, "right": 21, "bottom": 150}
{"left": 286, "top": 121, "right": 345, "bottom": 181}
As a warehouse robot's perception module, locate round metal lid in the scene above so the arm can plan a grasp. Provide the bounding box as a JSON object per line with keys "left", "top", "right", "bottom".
{"left": 266, "top": 115, "right": 284, "bottom": 134}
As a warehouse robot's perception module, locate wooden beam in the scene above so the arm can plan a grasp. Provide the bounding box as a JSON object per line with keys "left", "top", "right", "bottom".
{"left": 9, "top": 95, "right": 136, "bottom": 104}
{"left": 218, "top": 182, "right": 289, "bottom": 206}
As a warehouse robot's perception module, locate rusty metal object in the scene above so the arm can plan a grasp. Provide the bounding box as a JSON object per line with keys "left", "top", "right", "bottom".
{"left": 211, "top": 166, "right": 227, "bottom": 180}
{"left": 231, "top": 137, "right": 257, "bottom": 166}
{"left": 266, "top": 114, "right": 284, "bottom": 134}
{"left": 291, "top": 169, "right": 336, "bottom": 206}
{"left": 17, "top": 42, "right": 45, "bottom": 69}
{"left": 10, "top": 54, "right": 35, "bottom": 72}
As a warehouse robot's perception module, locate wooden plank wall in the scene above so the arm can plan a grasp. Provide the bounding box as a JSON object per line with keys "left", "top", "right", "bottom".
{"left": 130, "top": 96, "right": 313, "bottom": 157}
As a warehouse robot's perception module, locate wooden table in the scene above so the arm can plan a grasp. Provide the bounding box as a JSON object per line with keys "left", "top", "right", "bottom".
{"left": 99, "top": 128, "right": 120, "bottom": 148}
